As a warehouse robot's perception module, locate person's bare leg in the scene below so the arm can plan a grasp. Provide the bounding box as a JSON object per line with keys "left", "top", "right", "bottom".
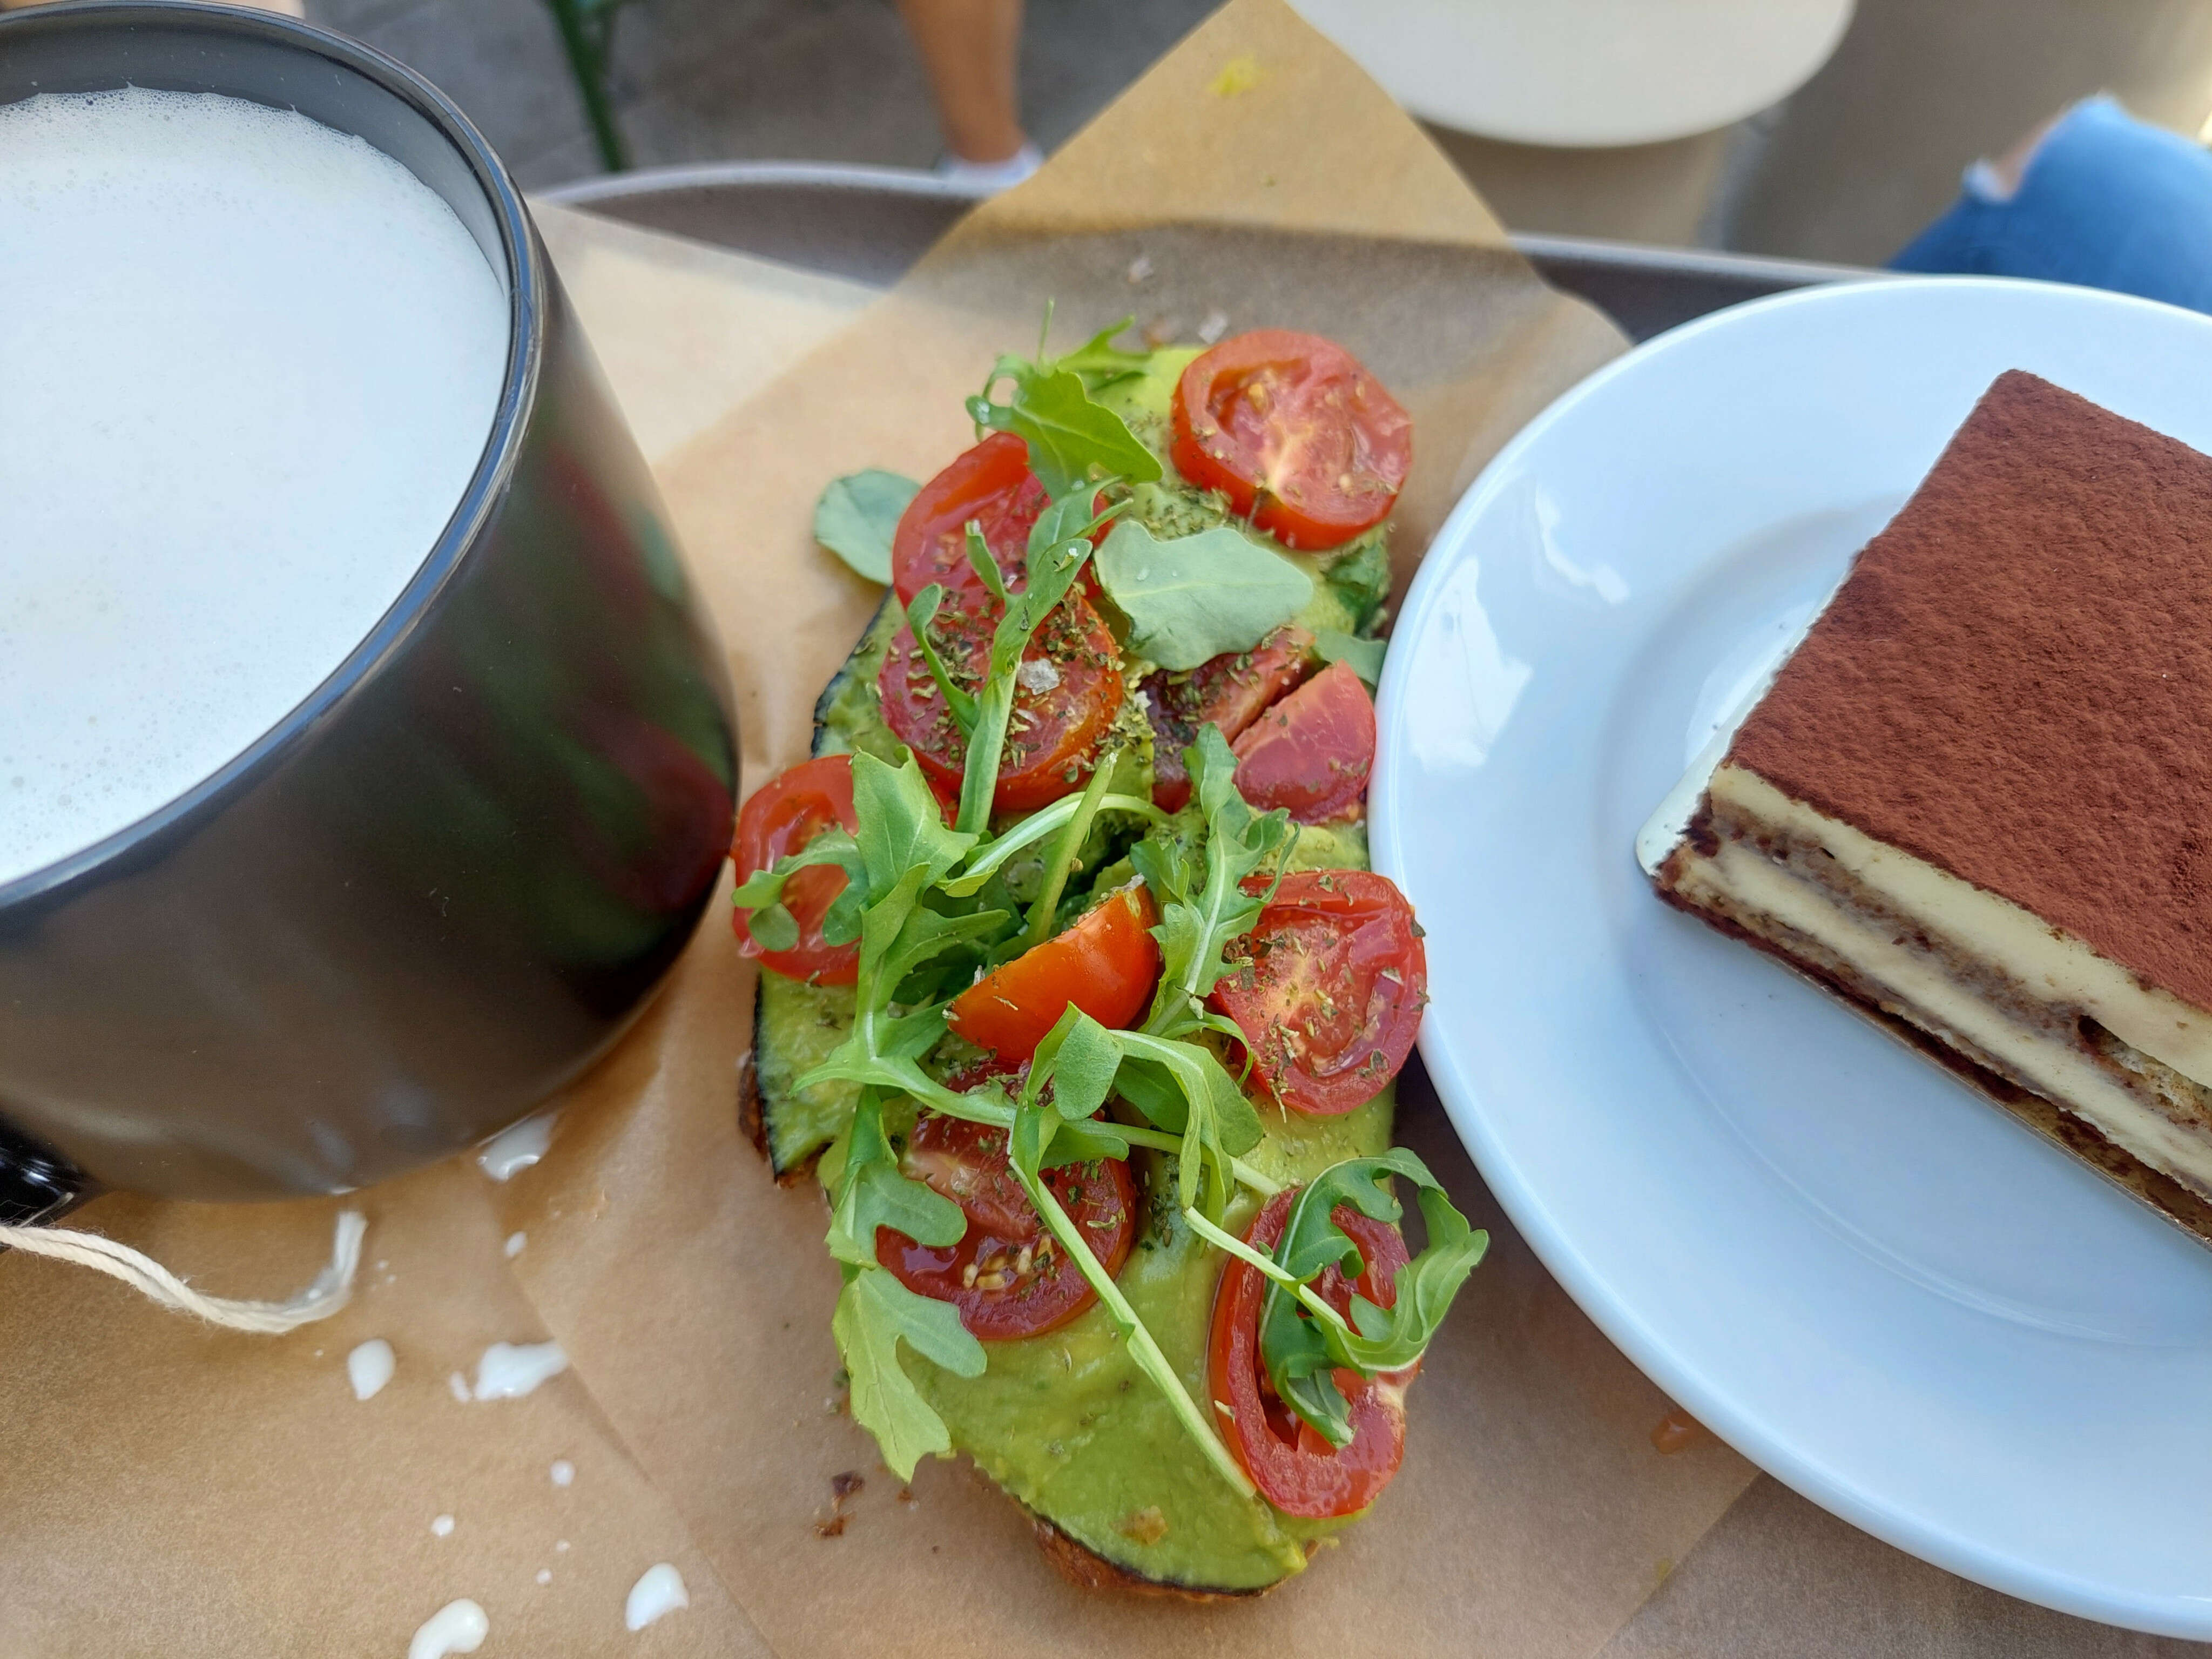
{"left": 896, "top": 0, "right": 1027, "bottom": 165}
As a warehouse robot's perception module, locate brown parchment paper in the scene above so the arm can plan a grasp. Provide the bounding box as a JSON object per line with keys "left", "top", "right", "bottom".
{"left": 498, "top": 3, "right": 1757, "bottom": 1656}
{"left": 0, "top": 1159, "right": 768, "bottom": 1656}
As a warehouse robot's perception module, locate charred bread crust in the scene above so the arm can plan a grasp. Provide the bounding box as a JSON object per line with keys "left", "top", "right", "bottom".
{"left": 738, "top": 992, "right": 821, "bottom": 1188}
{"left": 737, "top": 994, "right": 771, "bottom": 1161}
{"left": 1020, "top": 1502, "right": 1282, "bottom": 1600}
{"left": 1652, "top": 881, "right": 2212, "bottom": 1247}
{"left": 810, "top": 595, "right": 893, "bottom": 758}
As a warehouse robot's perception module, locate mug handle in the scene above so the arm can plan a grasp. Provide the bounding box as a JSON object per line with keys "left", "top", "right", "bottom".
{"left": 0, "top": 1120, "right": 85, "bottom": 1228}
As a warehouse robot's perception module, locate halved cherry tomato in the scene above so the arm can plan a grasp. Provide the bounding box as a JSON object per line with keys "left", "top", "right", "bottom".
{"left": 891, "top": 435, "right": 1106, "bottom": 611}
{"left": 891, "top": 433, "right": 1050, "bottom": 609}
{"left": 947, "top": 885, "right": 1161, "bottom": 1062}
{"left": 731, "top": 754, "right": 859, "bottom": 986}
{"left": 1143, "top": 625, "right": 1314, "bottom": 812}
{"left": 1209, "top": 1188, "right": 1414, "bottom": 1518}
{"left": 1209, "top": 869, "right": 1425, "bottom": 1115}
{"left": 1230, "top": 659, "right": 1373, "bottom": 825}
{"left": 1170, "top": 331, "right": 1412, "bottom": 550}
{"left": 878, "top": 1109, "right": 1137, "bottom": 1340}
{"left": 879, "top": 590, "right": 1125, "bottom": 815}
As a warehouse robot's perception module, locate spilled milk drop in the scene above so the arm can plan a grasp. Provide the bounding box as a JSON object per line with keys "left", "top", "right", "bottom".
{"left": 624, "top": 1563, "right": 689, "bottom": 1631}
{"left": 503, "top": 1231, "right": 527, "bottom": 1259}
{"left": 550, "top": 1459, "right": 574, "bottom": 1487}
{"left": 430, "top": 1514, "right": 455, "bottom": 1538}
{"left": 346, "top": 1339, "right": 394, "bottom": 1401}
{"left": 476, "top": 1113, "right": 554, "bottom": 1181}
{"left": 469, "top": 1340, "right": 568, "bottom": 1401}
{"left": 408, "top": 1599, "right": 487, "bottom": 1659}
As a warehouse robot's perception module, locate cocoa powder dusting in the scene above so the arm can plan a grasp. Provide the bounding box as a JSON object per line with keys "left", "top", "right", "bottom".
{"left": 1730, "top": 370, "right": 2212, "bottom": 1012}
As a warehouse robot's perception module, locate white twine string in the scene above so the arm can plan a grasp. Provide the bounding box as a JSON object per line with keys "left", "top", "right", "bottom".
{"left": 0, "top": 1209, "right": 366, "bottom": 1334}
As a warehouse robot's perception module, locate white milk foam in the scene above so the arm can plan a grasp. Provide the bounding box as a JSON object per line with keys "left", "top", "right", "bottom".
{"left": 0, "top": 88, "right": 508, "bottom": 886}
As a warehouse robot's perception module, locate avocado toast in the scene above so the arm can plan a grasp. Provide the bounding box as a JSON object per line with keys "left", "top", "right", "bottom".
{"left": 734, "top": 323, "right": 1485, "bottom": 1595}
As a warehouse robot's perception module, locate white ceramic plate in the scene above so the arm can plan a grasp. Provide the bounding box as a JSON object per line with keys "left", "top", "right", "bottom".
{"left": 1372, "top": 278, "right": 2212, "bottom": 1637}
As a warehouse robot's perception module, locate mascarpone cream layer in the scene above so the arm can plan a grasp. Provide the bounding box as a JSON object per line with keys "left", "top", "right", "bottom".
{"left": 1676, "top": 765, "right": 2212, "bottom": 1195}
{"left": 1711, "top": 764, "right": 2212, "bottom": 1092}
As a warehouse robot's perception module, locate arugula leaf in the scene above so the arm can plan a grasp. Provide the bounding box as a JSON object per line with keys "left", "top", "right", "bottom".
{"left": 950, "top": 507, "right": 1105, "bottom": 835}
{"left": 967, "top": 320, "right": 1163, "bottom": 497}
{"left": 1321, "top": 536, "right": 1392, "bottom": 631}
{"left": 940, "top": 788, "right": 1165, "bottom": 899}
{"left": 1139, "top": 725, "right": 1294, "bottom": 1031}
{"left": 825, "top": 1089, "right": 964, "bottom": 1264}
{"left": 834, "top": 1266, "right": 983, "bottom": 1478}
{"left": 730, "top": 830, "right": 865, "bottom": 953}
{"left": 1028, "top": 481, "right": 1122, "bottom": 553}
{"left": 1019, "top": 748, "right": 1117, "bottom": 949}
{"left": 813, "top": 469, "right": 919, "bottom": 584}
{"left": 963, "top": 523, "right": 1011, "bottom": 605}
{"left": 1111, "top": 1028, "right": 1260, "bottom": 1220}
{"left": 902, "top": 586, "right": 980, "bottom": 736}
{"left": 1036, "top": 1115, "right": 1138, "bottom": 1168}
{"left": 1094, "top": 520, "right": 1313, "bottom": 671}
{"left": 1108, "top": 1052, "right": 1184, "bottom": 1129}
{"left": 785, "top": 754, "right": 986, "bottom": 1071}
{"left": 1256, "top": 1149, "right": 1489, "bottom": 1446}
{"left": 1023, "top": 1006, "right": 1125, "bottom": 1123}
{"left": 1314, "top": 628, "right": 1387, "bottom": 689}
{"left": 849, "top": 751, "right": 974, "bottom": 896}
{"left": 880, "top": 903, "right": 1011, "bottom": 1006}
{"left": 1053, "top": 316, "right": 1153, "bottom": 394}
{"left": 825, "top": 1092, "right": 985, "bottom": 1479}
{"left": 1000, "top": 1101, "right": 1255, "bottom": 1500}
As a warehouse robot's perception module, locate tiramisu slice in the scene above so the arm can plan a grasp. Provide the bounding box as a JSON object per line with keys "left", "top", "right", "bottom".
{"left": 1649, "top": 370, "right": 2212, "bottom": 1242}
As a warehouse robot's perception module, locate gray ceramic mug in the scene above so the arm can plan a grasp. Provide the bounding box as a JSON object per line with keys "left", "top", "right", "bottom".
{"left": 0, "top": 1, "right": 737, "bottom": 1212}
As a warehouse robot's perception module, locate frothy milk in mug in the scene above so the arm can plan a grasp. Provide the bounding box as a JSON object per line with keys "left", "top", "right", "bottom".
{"left": 0, "top": 87, "right": 508, "bottom": 887}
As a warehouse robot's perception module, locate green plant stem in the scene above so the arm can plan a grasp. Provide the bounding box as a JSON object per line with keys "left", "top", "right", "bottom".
{"left": 1024, "top": 759, "right": 1115, "bottom": 949}
{"left": 963, "top": 523, "right": 1009, "bottom": 603}
{"left": 839, "top": 1060, "right": 1280, "bottom": 1197}
{"left": 541, "top": 0, "right": 630, "bottom": 172}
{"left": 944, "top": 791, "right": 1163, "bottom": 896}
{"left": 1182, "top": 1206, "right": 1354, "bottom": 1339}
{"left": 903, "top": 588, "right": 979, "bottom": 734}
{"left": 1014, "top": 1155, "right": 1257, "bottom": 1501}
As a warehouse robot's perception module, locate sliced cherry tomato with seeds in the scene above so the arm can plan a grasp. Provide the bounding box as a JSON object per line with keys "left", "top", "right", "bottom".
{"left": 879, "top": 590, "right": 1125, "bottom": 815}
{"left": 1230, "top": 659, "right": 1374, "bottom": 825}
{"left": 947, "top": 885, "right": 1161, "bottom": 1062}
{"left": 891, "top": 434, "right": 1107, "bottom": 611}
{"left": 891, "top": 433, "right": 1050, "bottom": 609}
{"left": 1170, "top": 331, "right": 1411, "bottom": 551}
{"left": 731, "top": 754, "right": 859, "bottom": 986}
{"left": 879, "top": 1109, "right": 1137, "bottom": 1340}
{"left": 1209, "top": 868, "right": 1426, "bottom": 1115}
{"left": 1209, "top": 1188, "right": 1414, "bottom": 1518}
{"left": 1143, "top": 625, "right": 1315, "bottom": 812}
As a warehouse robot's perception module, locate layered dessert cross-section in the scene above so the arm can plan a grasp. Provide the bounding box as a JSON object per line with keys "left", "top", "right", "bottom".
{"left": 1648, "top": 369, "right": 2212, "bottom": 1242}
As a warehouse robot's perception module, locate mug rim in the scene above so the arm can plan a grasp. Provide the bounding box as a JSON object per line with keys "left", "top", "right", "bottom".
{"left": 0, "top": 0, "right": 542, "bottom": 910}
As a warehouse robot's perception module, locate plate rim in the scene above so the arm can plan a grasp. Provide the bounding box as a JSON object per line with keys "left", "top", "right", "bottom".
{"left": 1372, "top": 273, "right": 2212, "bottom": 1638}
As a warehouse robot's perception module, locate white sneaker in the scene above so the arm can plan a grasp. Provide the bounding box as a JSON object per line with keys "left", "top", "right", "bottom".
{"left": 935, "top": 142, "right": 1042, "bottom": 193}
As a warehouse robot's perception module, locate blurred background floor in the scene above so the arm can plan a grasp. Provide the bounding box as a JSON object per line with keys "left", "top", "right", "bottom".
{"left": 303, "top": 0, "right": 1217, "bottom": 193}
{"left": 302, "top": 0, "right": 2212, "bottom": 268}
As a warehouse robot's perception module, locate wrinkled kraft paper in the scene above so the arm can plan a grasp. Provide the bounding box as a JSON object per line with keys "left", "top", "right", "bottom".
{"left": 0, "top": 3, "right": 1767, "bottom": 1655}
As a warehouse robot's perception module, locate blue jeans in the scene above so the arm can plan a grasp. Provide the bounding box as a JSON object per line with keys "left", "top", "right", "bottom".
{"left": 1891, "top": 95, "right": 2212, "bottom": 314}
